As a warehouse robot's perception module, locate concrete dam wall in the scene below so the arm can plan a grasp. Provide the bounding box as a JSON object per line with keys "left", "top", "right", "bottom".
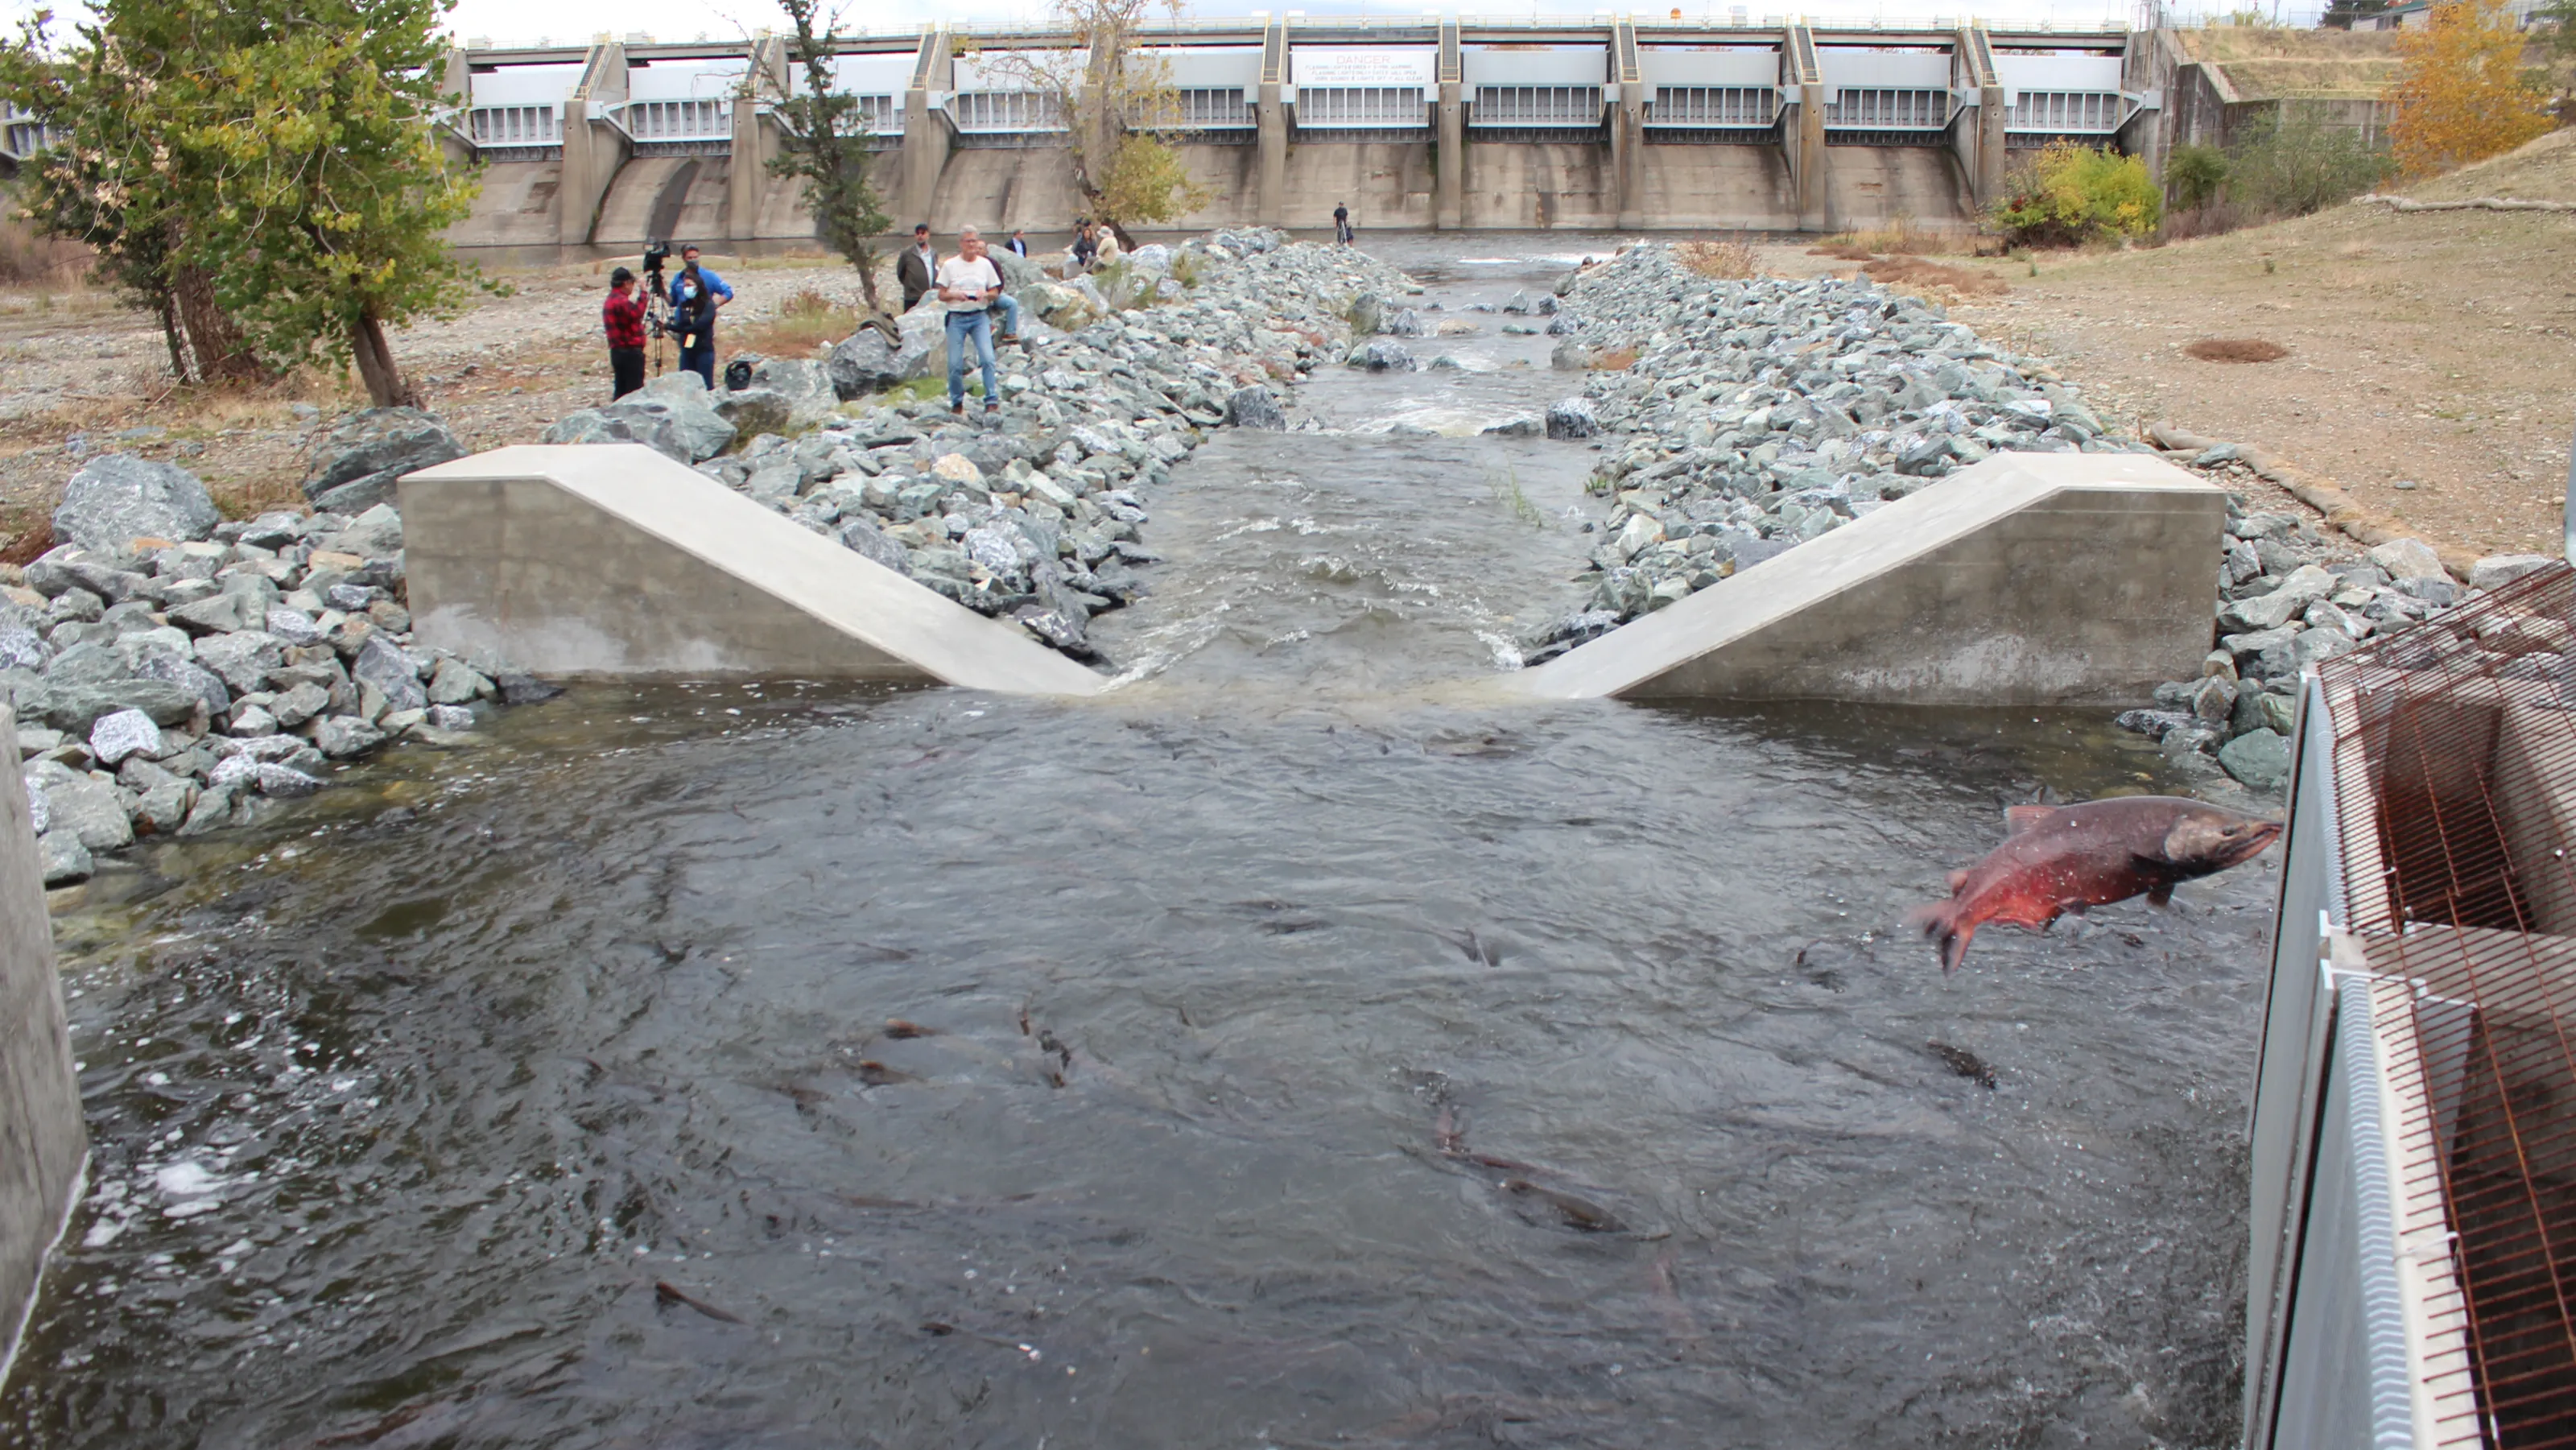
{"left": 436, "top": 17, "right": 2159, "bottom": 255}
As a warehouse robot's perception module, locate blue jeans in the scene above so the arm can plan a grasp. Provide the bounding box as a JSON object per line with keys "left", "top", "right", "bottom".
{"left": 679, "top": 335, "right": 716, "bottom": 387}
{"left": 989, "top": 293, "right": 1021, "bottom": 338}
{"left": 946, "top": 308, "right": 997, "bottom": 409}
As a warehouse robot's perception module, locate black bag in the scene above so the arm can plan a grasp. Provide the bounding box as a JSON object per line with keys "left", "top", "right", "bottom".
{"left": 724, "top": 358, "right": 753, "bottom": 392}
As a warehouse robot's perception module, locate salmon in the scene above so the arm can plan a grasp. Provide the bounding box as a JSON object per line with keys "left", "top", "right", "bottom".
{"left": 1908, "top": 795, "right": 2281, "bottom": 974}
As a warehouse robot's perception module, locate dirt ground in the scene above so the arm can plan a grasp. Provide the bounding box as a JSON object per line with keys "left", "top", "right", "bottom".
{"left": 1763, "top": 129, "right": 2576, "bottom": 560}
{"left": 0, "top": 253, "right": 894, "bottom": 540}
{"left": 0, "top": 135, "right": 2569, "bottom": 562}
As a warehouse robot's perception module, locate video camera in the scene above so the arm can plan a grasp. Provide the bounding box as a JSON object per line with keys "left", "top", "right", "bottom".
{"left": 640, "top": 240, "right": 674, "bottom": 341}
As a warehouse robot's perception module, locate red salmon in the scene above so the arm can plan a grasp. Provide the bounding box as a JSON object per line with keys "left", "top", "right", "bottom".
{"left": 1907, "top": 795, "right": 2281, "bottom": 974}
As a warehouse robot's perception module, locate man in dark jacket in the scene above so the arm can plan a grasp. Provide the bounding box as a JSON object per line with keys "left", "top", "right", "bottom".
{"left": 897, "top": 223, "right": 937, "bottom": 311}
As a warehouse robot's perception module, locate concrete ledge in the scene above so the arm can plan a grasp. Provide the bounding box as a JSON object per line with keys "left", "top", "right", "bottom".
{"left": 1, "top": 700, "right": 84, "bottom": 1386}
{"left": 402, "top": 445, "right": 1107, "bottom": 696}
{"left": 1511, "top": 452, "right": 2225, "bottom": 704}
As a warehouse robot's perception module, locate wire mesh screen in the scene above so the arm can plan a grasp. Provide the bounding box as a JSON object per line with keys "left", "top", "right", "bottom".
{"left": 2319, "top": 560, "right": 2576, "bottom": 1447}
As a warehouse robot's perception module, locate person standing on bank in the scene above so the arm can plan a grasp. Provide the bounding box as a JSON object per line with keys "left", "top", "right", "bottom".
{"left": 603, "top": 266, "right": 646, "bottom": 401}
{"left": 667, "top": 245, "right": 733, "bottom": 388}
{"left": 1005, "top": 228, "right": 1030, "bottom": 258}
{"left": 1333, "top": 203, "right": 1353, "bottom": 244}
{"left": 938, "top": 226, "right": 1006, "bottom": 417}
{"left": 898, "top": 223, "right": 938, "bottom": 311}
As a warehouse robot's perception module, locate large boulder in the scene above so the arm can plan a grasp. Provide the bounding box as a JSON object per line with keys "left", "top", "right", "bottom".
{"left": 303, "top": 408, "right": 467, "bottom": 514}
{"left": 828, "top": 313, "right": 941, "bottom": 399}
{"left": 2471, "top": 554, "right": 2557, "bottom": 593}
{"left": 543, "top": 382, "right": 737, "bottom": 464}
{"left": 992, "top": 247, "right": 1051, "bottom": 293}
{"left": 52, "top": 454, "right": 221, "bottom": 554}
{"left": 1345, "top": 341, "right": 1416, "bottom": 373}
{"left": 1224, "top": 386, "right": 1286, "bottom": 431}
{"left": 712, "top": 388, "right": 796, "bottom": 438}
{"left": 740, "top": 356, "right": 839, "bottom": 427}
{"left": 1546, "top": 397, "right": 1602, "bottom": 440}
{"left": 543, "top": 405, "right": 690, "bottom": 462}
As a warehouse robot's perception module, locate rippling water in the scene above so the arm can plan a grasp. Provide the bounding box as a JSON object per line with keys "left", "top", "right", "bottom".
{"left": 2, "top": 237, "right": 2271, "bottom": 1450}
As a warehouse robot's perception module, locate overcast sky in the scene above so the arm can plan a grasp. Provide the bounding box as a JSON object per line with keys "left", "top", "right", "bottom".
{"left": 2, "top": 0, "right": 2166, "bottom": 51}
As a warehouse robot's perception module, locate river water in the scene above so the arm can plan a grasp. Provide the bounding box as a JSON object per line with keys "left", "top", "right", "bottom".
{"left": 3, "top": 237, "right": 2274, "bottom": 1449}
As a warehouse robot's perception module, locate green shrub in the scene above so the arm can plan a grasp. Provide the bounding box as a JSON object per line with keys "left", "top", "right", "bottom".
{"left": 2226, "top": 109, "right": 2390, "bottom": 217}
{"left": 1989, "top": 142, "right": 2163, "bottom": 247}
{"left": 2165, "top": 143, "right": 2231, "bottom": 212}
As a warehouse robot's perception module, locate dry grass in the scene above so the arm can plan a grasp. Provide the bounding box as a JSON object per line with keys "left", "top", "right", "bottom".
{"left": 2409, "top": 127, "right": 2576, "bottom": 205}
{"left": 1862, "top": 256, "right": 2012, "bottom": 299}
{"left": 737, "top": 287, "right": 859, "bottom": 357}
{"left": 1674, "top": 236, "right": 1758, "bottom": 279}
{"left": 1587, "top": 345, "right": 1639, "bottom": 370}
{"left": 0, "top": 217, "right": 90, "bottom": 289}
{"left": 2185, "top": 337, "right": 2292, "bottom": 363}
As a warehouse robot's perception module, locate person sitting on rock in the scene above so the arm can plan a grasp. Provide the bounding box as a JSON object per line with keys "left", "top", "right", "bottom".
{"left": 1071, "top": 220, "right": 1098, "bottom": 273}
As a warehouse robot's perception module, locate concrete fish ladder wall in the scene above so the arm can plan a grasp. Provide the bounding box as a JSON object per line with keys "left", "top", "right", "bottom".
{"left": 402, "top": 446, "right": 1108, "bottom": 695}
{"left": 1512, "top": 453, "right": 2227, "bottom": 706}
{"left": 0, "top": 699, "right": 87, "bottom": 1389}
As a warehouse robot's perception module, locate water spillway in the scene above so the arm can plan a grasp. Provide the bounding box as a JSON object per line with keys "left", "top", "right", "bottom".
{"left": 1, "top": 239, "right": 2271, "bottom": 1448}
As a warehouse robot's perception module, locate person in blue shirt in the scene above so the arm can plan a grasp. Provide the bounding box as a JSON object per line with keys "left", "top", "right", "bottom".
{"left": 667, "top": 243, "right": 733, "bottom": 387}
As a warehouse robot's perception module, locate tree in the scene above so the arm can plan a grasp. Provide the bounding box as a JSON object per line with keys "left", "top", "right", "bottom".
{"left": 2165, "top": 143, "right": 2231, "bottom": 211}
{"left": 0, "top": 8, "right": 266, "bottom": 385}
{"left": 172, "top": 0, "right": 490, "bottom": 407}
{"left": 2384, "top": 0, "right": 2553, "bottom": 180}
{"left": 765, "top": 0, "right": 890, "bottom": 312}
{"left": 2225, "top": 108, "right": 2389, "bottom": 214}
{"left": 1989, "top": 142, "right": 2162, "bottom": 247}
{"left": 976, "top": 0, "right": 1208, "bottom": 248}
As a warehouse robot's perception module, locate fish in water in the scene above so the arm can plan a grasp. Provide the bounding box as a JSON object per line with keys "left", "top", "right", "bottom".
{"left": 1908, "top": 795, "right": 2281, "bottom": 974}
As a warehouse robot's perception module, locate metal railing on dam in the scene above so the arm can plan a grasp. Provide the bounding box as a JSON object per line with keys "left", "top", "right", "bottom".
{"left": 396, "top": 15, "right": 2161, "bottom": 246}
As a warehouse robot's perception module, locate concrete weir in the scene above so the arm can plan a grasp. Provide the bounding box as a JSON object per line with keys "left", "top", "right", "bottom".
{"left": 1511, "top": 453, "right": 2226, "bottom": 705}
{"left": 402, "top": 446, "right": 1107, "bottom": 695}
{"left": 0, "top": 700, "right": 86, "bottom": 1386}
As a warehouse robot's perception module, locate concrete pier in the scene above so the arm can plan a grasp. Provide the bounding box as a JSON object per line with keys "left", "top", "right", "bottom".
{"left": 402, "top": 446, "right": 1109, "bottom": 695}
{"left": 0, "top": 700, "right": 85, "bottom": 1386}
{"left": 1512, "top": 453, "right": 2226, "bottom": 706}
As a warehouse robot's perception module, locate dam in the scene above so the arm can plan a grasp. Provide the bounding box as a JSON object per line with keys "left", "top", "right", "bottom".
{"left": 433, "top": 15, "right": 2167, "bottom": 256}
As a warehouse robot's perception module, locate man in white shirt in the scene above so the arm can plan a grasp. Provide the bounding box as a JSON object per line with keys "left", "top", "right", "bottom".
{"left": 936, "top": 226, "right": 1007, "bottom": 415}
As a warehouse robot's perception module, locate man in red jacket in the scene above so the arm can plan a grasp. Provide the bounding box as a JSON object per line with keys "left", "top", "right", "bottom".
{"left": 603, "top": 266, "right": 646, "bottom": 400}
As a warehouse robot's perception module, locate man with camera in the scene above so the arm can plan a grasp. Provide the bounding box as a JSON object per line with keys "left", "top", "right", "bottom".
{"left": 603, "top": 266, "right": 646, "bottom": 400}
{"left": 667, "top": 243, "right": 733, "bottom": 388}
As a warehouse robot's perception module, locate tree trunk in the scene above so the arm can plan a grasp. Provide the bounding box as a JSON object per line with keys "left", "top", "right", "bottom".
{"left": 172, "top": 266, "right": 265, "bottom": 383}
{"left": 853, "top": 250, "right": 881, "bottom": 312}
{"left": 154, "top": 287, "right": 192, "bottom": 386}
{"left": 349, "top": 311, "right": 417, "bottom": 409}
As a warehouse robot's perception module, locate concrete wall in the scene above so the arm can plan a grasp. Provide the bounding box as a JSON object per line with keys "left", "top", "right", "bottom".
{"left": 0, "top": 700, "right": 84, "bottom": 1385}
{"left": 1513, "top": 452, "right": 2226, "bottom": 705}
{"left": 1818, "top": 147, "right": 1977, "bottom": 234}
{"left": 402, "top": 445, "right": 1107, "bottom": 695}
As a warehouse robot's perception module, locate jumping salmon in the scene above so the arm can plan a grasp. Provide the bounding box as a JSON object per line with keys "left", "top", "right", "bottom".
{"left": 1908, "top": 795, "right": 2281, "bottom": 974}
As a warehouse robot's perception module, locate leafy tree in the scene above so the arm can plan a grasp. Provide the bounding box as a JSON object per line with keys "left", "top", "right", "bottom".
{"left": 3, "top": 0, "right": 486, "bottom": 408}
{"left": 0, "top": 8, "right": 265, "bottom": 384}
{"left": 2226, "top": 108, "right": 2390, "bottom": 213}
{"left": 765, "top": 0, "right": 890, "bottom": 312}
{"left": 2165, "top": 142, "right": 2231, "bottom": 210}
{"left": 2385, "top": 0, "right": 2553, "bottom": 180}
{"left": 1989, "top": 142, "right": 2162, "bottom": 246}
{"left": 976, "top": 0, "right": 1208, "bottom": 248}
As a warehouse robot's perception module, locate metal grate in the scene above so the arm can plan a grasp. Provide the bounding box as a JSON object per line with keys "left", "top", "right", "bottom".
{"left": 1648, "top": 84, "right": 1777, "bottom": 127}
{"left": 2319, "top": 561, "right": 2576, "bottom": 1447}
{"left": 2004, "top": 89, "right": 2125, "bottom": 132}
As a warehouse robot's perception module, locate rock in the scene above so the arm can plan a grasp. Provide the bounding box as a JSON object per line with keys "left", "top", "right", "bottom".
{"left": 931, "top": 453, "right": 987, "bottom": 489}
{"left": 1347, "top": 292, "right": 1383, "bottom": 335}
{"left": 2189, "top": 675, "right": 2237, "bottom": 725}
{"left": 52, "top": 454, "right": 220, "bottom": 552}
{"left": 175, "top": 783, "right": 237, "bottom": 837}
{"left": 134, "top": 780, "right": 195, "bottom": 835}
{"left": 1545, "top": 398, "right": 1601, "bottom": 441}
{"left": 303, "top": 408, "right": 467, "bottom": 514}
{"left": 328, "top": 503, "right": 403, "bottom": 559}
{"left": 270, "top": 680, "right": 330, "bottom": 728}
{"left": 2218, "top": 728, "right": 2292, "bottom": 791}
{"left": 36, "top": 829, "right": 90, "bottom": 886}
{"left": 352, "top": 636, "right": 428, "bottom": 713}
{"left": 1224, "top": 386, "right": 1286, "bottom": 431}
{"left": 1381, "top": 308, "right": 1425, "bottom": 337}
{"left": 18, "top": 679, "right": 197, "bottom": 733}
{"left": 311, "top": 714, "right": 386, "bottom": 758}
{"left": 543, "top": 403, "right": 692, "bottom": 463}
{"left": 739, "top": 356, "right": 840, "bottom": 427}
{"left": 31, "top": 764, "right": 131, "bottom": 850}
{"left": 2364, "top": 537, "right": 2446, "bottom": 584}
{"left": 133, "top": 654, "right": 229, "bottom": 717}
{"left": 228, "top": 704, "right": 279, "bottom": 737}
{"left": 828, "top": 315, "right": 939, "bottom": 399}
{"left": 1345, "top": 340, "right": 1416, "bottom": 372}
{"left": 836, "top": 516, "right": 910, "bottom": 572}
{"left": 496, "top": 672, "right": 561, "bottom": 705}
{"left": 251, "top": 762, "right": 324, "bottom": 798}
{"left": 87, "top": 708, "right": 161, "bottom": 766}
{"left": 427, "top": 658, "right": 487, "bottom": 706}
{"left": 2470, "top": 554, "right": 2557, "bottom": 593}
{"left": 712, "top": 386, "right": 795, "bottom": 438}
{"left": 264, "top": 607, "right": 325, "bottom": 647}
{"left": 1482, "top": 415, "right": 1543, "bottom": 438}
{"left": 2222, "top": 564, "right": 2336, "bottom": 633}
{"left": 194, "top": 631, "right": 288, "bottom": 696}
